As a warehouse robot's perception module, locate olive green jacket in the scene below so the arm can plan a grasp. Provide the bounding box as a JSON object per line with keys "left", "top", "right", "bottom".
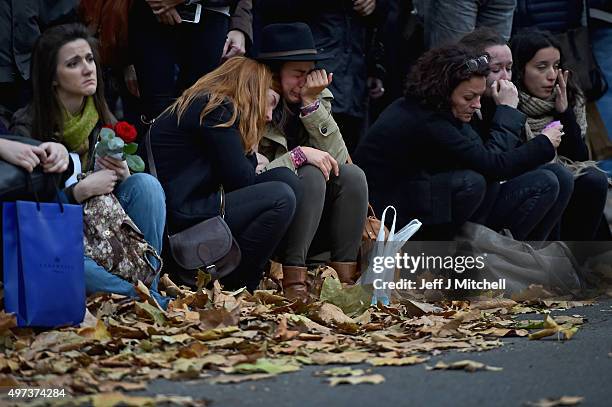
{"left": 258, "top": 89, "right": 349, "bottom": 172}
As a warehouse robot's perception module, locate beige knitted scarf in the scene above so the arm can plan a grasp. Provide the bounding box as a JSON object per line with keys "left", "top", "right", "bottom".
{"left": 518, "top": 89, "right": 606, "bottom": 179}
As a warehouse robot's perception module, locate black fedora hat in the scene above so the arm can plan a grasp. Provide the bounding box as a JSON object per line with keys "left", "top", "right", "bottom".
{"left": 257, "top": 23, "right": 333, "bottom": 62}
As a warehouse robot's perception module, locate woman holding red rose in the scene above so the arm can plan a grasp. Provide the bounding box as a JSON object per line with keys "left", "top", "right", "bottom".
{"left": 10, "top": 24, "right": 170, "bottom": 307}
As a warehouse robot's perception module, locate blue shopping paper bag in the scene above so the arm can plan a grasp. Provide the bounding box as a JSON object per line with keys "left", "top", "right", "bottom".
{"left": 3, "top": 200, "right": 85, "bottom": 327}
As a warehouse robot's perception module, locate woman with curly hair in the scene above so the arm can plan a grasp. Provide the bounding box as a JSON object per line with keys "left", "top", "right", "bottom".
{"left": 354, "top": 45, "right": 566, "bottom": 240}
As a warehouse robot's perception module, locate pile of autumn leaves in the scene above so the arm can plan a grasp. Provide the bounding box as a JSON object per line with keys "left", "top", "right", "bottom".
{"left": 0, "top": 265, "right": 599, "bottom": 406}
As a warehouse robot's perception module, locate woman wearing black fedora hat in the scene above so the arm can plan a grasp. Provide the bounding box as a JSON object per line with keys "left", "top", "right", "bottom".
{"left": 256, "top": 23, "right": 368, "bottom": 301}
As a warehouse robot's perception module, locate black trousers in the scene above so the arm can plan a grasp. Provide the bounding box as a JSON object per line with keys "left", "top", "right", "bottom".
{"left": 561, "top": 167, "right": 610, "bottom": 241}
{"left": 220, "top": 168, "right": 300, "bottom": 291}
{"left": 129, "top": 0, "right": 229, "bottom": 120}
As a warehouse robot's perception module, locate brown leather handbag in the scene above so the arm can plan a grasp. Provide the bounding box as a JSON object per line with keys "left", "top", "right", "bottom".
{"left": 145, "top": 129, "right": 241, "bottom": 286}
{"left": 363, "top": 203, "right": 389, "bottom": 241}
{"left": 345, "top": 155, "right": 389, "bottom": 242}
{"left": 167, "top": 186, "right": 241, "bottom": 282}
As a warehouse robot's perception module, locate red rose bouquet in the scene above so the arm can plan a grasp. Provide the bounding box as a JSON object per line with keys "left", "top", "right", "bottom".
{"left": 95, "top": 121, "right": 144, "bottom": 172}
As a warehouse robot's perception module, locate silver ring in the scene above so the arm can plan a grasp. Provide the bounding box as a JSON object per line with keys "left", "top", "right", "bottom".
{"left": 380, "top": 87, "right": 385, "bottom": 92}
{"left": 559, "top": 131, "right": 565, "bottom": 136}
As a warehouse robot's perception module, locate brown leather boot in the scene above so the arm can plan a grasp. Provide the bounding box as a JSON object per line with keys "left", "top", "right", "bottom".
{"left": 282, "top": 265, "right": 309, "bottom": 301}
{"left": 328, "top": 262, "right": 359, "bottom": 285}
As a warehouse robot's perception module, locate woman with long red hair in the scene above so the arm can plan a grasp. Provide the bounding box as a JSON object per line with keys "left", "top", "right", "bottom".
{"left": 149, "top": 56, "right": 299, "bottom": 291}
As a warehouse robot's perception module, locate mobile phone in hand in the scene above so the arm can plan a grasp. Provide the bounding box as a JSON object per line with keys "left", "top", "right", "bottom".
{"left": 176, "top": 3, "right": 201, "bottom": 23}
{"left": 543, "top": 120, "right": 562, "bottom": 130}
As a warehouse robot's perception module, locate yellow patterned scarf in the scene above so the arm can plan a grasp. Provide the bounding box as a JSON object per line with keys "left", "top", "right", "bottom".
{"left": 62, "top": 96, "right": 99, "bottom": 168}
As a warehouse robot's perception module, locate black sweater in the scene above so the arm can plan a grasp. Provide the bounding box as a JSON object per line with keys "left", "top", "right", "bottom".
{"left": 149, "top": 98, "right": 257, "bottom": 231}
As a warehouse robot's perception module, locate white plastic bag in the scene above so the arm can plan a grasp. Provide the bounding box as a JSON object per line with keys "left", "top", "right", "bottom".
{"left": 359, "top": 205, "right": 422, "bottom": 305}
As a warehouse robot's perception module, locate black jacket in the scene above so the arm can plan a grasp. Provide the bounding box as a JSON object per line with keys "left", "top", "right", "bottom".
{"left": 513, "top": 0, "right": 583, "bottom": 33}
{"left": 353, "top": 97, "right": 556, "bottom": 225}
{"left": 149, "top": 98, "right": 257, "bottom": 231}
{"left": 471, "top": 102, "right": 528, "bottom": 153}
{"left": 474, "top": 100, "right": 589, "bottom": 162}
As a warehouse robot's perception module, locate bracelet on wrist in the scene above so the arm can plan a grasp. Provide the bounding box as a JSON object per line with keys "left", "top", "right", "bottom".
{"left": 290, "top": 147, "right": 307, "bottom": 169}
{"left": 300, "top": 99, "right": 320, "bottom": 117}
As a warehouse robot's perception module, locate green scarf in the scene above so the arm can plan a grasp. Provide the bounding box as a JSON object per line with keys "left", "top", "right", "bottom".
{"left": 62, "top": 96, "right": 99, "bottom": 168}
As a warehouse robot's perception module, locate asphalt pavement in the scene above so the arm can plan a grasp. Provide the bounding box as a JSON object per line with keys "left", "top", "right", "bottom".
{"left": 136, "top": 298, "right": 612, "bottom": 407}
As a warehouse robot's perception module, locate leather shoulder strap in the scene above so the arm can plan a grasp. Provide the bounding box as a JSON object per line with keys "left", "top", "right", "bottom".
{"left": 145, "top": 128, "right": 158, "bottom": 179}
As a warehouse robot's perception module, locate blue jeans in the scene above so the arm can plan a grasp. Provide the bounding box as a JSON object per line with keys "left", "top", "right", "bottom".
{"left": 81, "top": 173, "right": 169, "bottom": 307}
{"left": 592, "top": 26, "right": 612, "bottom": 137}
{"left": 425, "top": 0, "right": 517, "bottom": 48}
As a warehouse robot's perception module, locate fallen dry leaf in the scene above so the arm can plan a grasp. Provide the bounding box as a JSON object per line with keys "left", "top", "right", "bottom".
{"left": 97, "top": 381, "right": 147, "bottom": 393}
{"left": 307, "top": 302, "right": 359, "bottom": 332}
{"left": 0, "top": 311, "right": 17, "bottom": 333}
{"left": 470, "top": 298, "right": 517, "bottom": 311}
{"left": 368, "top": 356, "right": 429, "bottom": 366}
{"left": 274, "top": 315, "right": 300, "bottom": 341}
{"left": 310, "top": 351, "right": 371, "bottom": 365}
{"left": 528, "top": 315, "right": 579, "bottom": 341}
{"left": 57, "top": 392, "right": 207, "bottom": 406}
{"left": 315, "top": 367, "right": 366, "bottom": 377}
{"left": 198, "top": 306, "right": 240, "bottom": 330}
{"left": 319, "top": 276, "right": 371, "bottom": 317}
{"left": 229, "top": 358, "right": 301, "bottom": 375}
{"left": 208, "top": 373, "right": 274, "bottom": 384}
{"left": 0, "top": 271, "right": 596, "bottom": 398}
{"left": 328, "top": 374, "right": 385, "bottom": 386}
{"left": 427, "top": 360, "right": 503, "bottom": 372}
{"left": 524, "top": 396, "right": 584, "bottom": 406}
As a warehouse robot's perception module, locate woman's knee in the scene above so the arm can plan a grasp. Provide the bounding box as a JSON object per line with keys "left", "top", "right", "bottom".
{"left": 114, "top": 173, "right": 166, "bottom": 217}
{"left": 576, "top": 168, "right": 609, "bottom": 198}
{"left": 261, "top": 167, "right": 302, "bottom": 201}
{"left": 541, "top": 163, "right": 574, "bottom": 196}
{"left": 532, "top": 170, "right": 561, "bottom": 199}
{"left": 119, "top": 173, "right": 165, "bottom": 200}
{"left": 336, "top": 164, "right": 368, "bottom": 200}
{"left": 298, "top": 164, "right": 327, "bottom": 198}
{"left": 453, "top": 170, "right": 487, "bottom": 203}
{"left": 266, "top": 181, "right": 297, "bottom": 219}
